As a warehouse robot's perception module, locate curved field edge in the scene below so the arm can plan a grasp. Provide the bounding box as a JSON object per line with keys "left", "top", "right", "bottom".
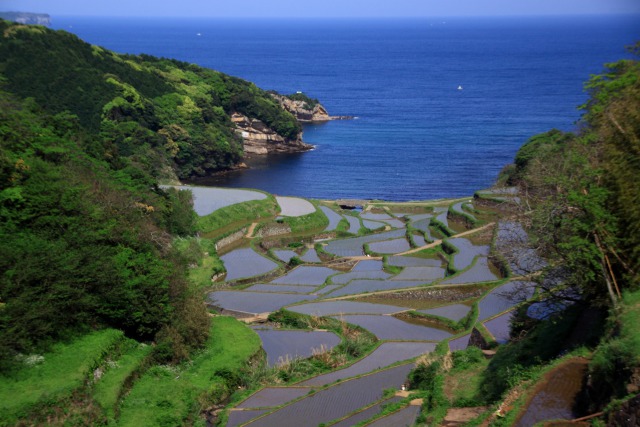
{"left": 117, "top": 316, "right": 261, "bottom": 426}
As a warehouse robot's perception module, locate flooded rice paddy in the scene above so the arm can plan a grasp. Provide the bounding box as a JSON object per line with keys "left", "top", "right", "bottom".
{"left": 275, "top": 196, "right": 316, "bottom": 216}
{"left": 164, "top": 185, "right": 267, "bottom": 216}
{"left": 334, "top": 315, "right": 452, "bottom": 341}
{"left": 221, "top": 248, "right": 279, "bottom": 281}
{"left": 208, "top": 197, "right": 545, "bottom": 426}
{"left": 253, "top": 329, "right": 341, "bottom": 366}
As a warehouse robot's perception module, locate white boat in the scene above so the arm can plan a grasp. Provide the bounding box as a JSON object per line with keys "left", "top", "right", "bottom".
{"left": 458, "top": 85, "right": 463, "bottom": 90}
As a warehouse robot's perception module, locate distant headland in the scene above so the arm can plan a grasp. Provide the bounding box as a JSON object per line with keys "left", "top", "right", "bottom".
{"left": 0, "top": 12, "right": 51, "bottom": 26}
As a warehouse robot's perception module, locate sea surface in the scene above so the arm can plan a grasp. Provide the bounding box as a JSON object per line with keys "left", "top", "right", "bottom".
{"left": 53, "top": 16, "right": 640, "bottom": 200}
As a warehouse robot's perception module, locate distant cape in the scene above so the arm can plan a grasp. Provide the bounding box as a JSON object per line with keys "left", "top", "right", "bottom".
{"left": 0, "top": 12, "right": 51, "bottom": 26}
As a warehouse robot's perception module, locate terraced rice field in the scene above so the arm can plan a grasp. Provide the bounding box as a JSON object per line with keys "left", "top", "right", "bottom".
{"left": 344, "top": 215, "right": 361, "bottom": 234}
{"left": 477, "top": 281, "right": 535, "bottom": 321}
{"left": 253, "top": 329, "right": 341, "bottom": 366}
{"left": 367, "top": 404, "right": 421, "bottom": 427}
{"left": 273, "top": 249, "right": 297, "bottom": 262}
{"left": 418, "top": 303, "right": 471, "bottom": 322}
{"left": 236, "top": 387, "right": 310, "bottom": 409}
{"left": 289, "top": 301, "right": 409, "bottom": 316}
{"left": 323, "top": 229, "right": 406, "bottom": 257}
{"left": 387, "top": 256, "right": 441, "bottom": 268}
{"left": 393, "top": 266, "right": 446, "bottom": 281}
{"left": 329, "top": 397, "right": 403, "bottom": 427}
{"left": 209, "top": 194, "right": 544, "bottom": 425}
{"left": 331, "top": 270, "right": 392, "bottom": 284}
{"left": 243, "top": 363, "right": 414, "bottom": 427}
{"left": 334, "top": 315, "right": 452, "bottom": 341}
{"left": 164, "top": 185, "right": 267, "bottom": 216}
{"left": 221, "top": 248, "right": 279, "bottom": 281}
{"left": 446, "top": 238, "right": 489, "bottom": 271}
{"left": 325, "top": 279, "right": 428, "bottom": 298}
{"left": 363, "top": 220, "right": 386, "bottom": 230}
{"left": 300, "top": 248, "right": 321, "bottom": 263}
{"left": 448, "top": 333, "right": 471, "bottom": 351}
{"left": 483, "top": 311, "right": 513, "bottom": 344}
{"left": 299, "top": 342, "right": 435, "bottom": 386}
{"left": 441, "top": 257, "right": 499, "bottom": 284}
{"left": 276, "top": 196, "right": 316, "bottom": 217}
{"left": 226, "top": 409, "right": 268, "bottom": 427}
{"left": 244, "top": 284, "right": 316, "bottom": 294}
{"left": 368, "top": 238, "right": 411, "bottom": 254}
{"left": 208, "top": 291, "right": 316, "bottom": 315}
{"left": 451, "top": 201, "right": 477, "bottom": 222}
{"left": 320, "top": 206, "right": 343, "bottom": 231}
{"left": 271, "top": 266, "right": 336, "bottom": 285}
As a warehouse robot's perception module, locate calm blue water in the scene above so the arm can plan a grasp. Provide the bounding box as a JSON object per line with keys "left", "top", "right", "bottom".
{"left": 53, "top": 16, "right": 640, "bottom": 200}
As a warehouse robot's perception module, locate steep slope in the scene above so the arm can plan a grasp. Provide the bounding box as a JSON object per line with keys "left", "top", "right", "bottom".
{"left": 0, "top": 20, "right": 308, "bottom": 181}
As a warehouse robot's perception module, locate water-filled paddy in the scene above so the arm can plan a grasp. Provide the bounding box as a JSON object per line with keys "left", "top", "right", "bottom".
{"left": 244, "top": 363, "right": 414, "bottom": 427}
{"left": 324, "top": 279, "right": 427, "bottom": 297}
{"left": 483, "top": 310, "right": 513, "bottom": 344}
{"left": 363, "top": 220, "right": 386, "bottom": 230}
{"left": 164, "top": 185, "right": 267, "bottom": 216}
{"left": 208, "top": 291, "right": 316, "bottom": 314}
{"left": 244, "top": 284, "right": 316, "bottom": 294}
{"left": 335, "top": 315, "right": 452, "bottom": 341}
{"left": 237, "top": 387, "right": 310, "bottom": 409}
{"left": 300, "top": 342, "right": 435, "bottom": 386}
{"left": 329, "top": 397, "right": 403, "bottom": 427}
{"left": 448, "top": 334, "right": 471, "bottom": 351}
{"left": 276, "top": 196, "right": 316, "bottom": 216}
{"left": 392, "top": 266, "right": 445, "bottom": 281}
{"left": 253, "top": 329, "right": 341, "bottom": 366}
{"left": 477, "top": 281, "right": 535, "bottom": 321}
{"left": 221, "top": 248, "right": 279, "bottom": 281}
{"left": 446, "top": 238, "right": 489, "bottom": 271}
{"left": 344, "top": 215, "right": 361, "bottom": 234}
{"left": 451, "top": 201, "right": 477, "bottom": 222}
{"left": 226, "top": 409, "right": 268, "bottom": 427}
{"left": 320, "top": 206, "right": 342, "bottom": 231}
{"left": 387, "top": 256, "right": 441, "bottom": 268}
{"left": 300, "top": 248, "right": 321, "bottom": 263}
{"left": 368, "top": 238, "right": 411, "bottom": 254}
{"left": 289, "top": 301, "right": 409, "bottom": 316}
{"left": 418, "top": 303, "right": 471, "bottom": 322}
{"left": 271, "top": 266, "right": 336, "bottom": 285}
{"left": 273, "top": 249, "right": 297, "bottom": 262}
{"left": 367, "top": 404, "right": 421, "bottom": 427}
{"left": 441, "top": 257, "right": 499, "bottom": 284}
{"left": 331, "top": 270, "right": 391, "bottom": 284}
{"left": 323, "top": 229, "right": 405, "bottom": 257}
{"left": 352, "top": 259, "right": 384, "bottom": 271}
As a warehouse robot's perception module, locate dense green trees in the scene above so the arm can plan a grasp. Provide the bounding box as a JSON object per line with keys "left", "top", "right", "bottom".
{"left": 503, "top": 47, "right": 639, "bottom": 306}
{"left": 0, "top": 90, "right": 206, "bottom": 372}
{"left": 0, "top": 20, "right": 301, "bottom": 181}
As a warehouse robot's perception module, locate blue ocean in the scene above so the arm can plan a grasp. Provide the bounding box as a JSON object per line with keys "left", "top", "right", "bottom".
{"left": 53, "top": 16, "right": 640, "bottom": 200}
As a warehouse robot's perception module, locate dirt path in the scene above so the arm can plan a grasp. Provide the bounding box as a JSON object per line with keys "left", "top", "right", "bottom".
{"left": 246, "top": 222, "right": 259, "bottom": 238}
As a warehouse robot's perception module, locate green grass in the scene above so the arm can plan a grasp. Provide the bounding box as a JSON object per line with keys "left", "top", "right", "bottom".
{"left": 197, "top": 196, "right": 279, "bottom": 236}
{"left": 92, "top": 340, "right": 152, "bottom": 420}
{"left": 117, "top": 317, "right": 261, "bottom": 427}
{"left": 0, "top": 329, "right": 124, "bottom": 425}
{"left": 280, "top": 202, "right": 329, "bottom": 234}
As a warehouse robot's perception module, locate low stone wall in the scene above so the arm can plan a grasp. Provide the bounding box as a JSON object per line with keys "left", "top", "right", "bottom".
{"left": 215, "top": 229, "right": 246, "bottom": 252}
{"left": 255, "top": 223, "right": 291, "bottom": 238}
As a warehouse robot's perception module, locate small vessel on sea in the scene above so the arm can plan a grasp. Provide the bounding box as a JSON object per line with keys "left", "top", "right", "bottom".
{"left": 458, "top": 85, "right": 463, "bottom": 90}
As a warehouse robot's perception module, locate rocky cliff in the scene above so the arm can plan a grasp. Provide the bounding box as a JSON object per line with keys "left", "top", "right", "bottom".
{"left": 0, "top": 12, "right": 51, "bottom": 26}
{"left": 271, "top": 93, "right": 352, "bottom": 122}
{"left": 231, "top": 113, "right": 313, "bottom": 155}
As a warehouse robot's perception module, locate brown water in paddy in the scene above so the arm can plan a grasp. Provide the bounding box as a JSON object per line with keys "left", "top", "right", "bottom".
{"left": 513, "top": 358, "right": 588, "bottom": 427}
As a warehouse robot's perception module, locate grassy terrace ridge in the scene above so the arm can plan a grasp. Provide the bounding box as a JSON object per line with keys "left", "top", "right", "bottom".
{"left": 0, "top": 329, "right": 124, "bottom": 426}
{"left": 117, "top": 316, "right": 261, "bottom": 426}
{"left": 198, "top": 195, "right": 279, "bottom": 237}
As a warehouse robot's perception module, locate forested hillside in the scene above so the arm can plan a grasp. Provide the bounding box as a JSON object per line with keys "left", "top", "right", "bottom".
{"left": 0, "top": 20, "right": 301, "bottom": 180}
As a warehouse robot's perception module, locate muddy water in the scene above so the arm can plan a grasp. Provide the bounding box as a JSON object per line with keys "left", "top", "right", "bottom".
{"left": 514, "top": 358, "right": 588, "bottom": 427}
